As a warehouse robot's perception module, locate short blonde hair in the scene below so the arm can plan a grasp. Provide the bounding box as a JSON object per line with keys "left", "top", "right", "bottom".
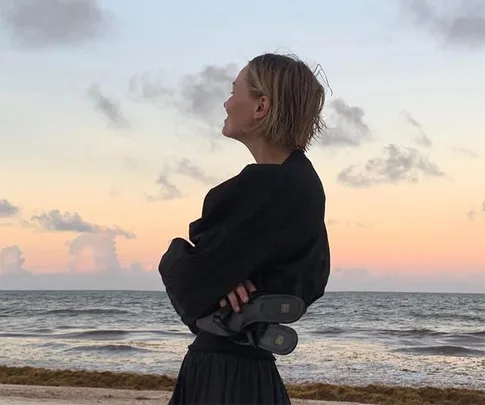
{"left": 246, "top": 53, "right": 326, "bottom": 152}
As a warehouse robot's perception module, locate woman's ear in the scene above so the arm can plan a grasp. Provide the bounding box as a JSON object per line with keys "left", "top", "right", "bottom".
{"left": 253, "top": 96, "right": 270, "bottom": 120}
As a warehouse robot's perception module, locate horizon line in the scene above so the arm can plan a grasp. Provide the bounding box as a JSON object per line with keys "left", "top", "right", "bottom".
{"left": 0, "top": 289, "right": 483, "bottom": 295}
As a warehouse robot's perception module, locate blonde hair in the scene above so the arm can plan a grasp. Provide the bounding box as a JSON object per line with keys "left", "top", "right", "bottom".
{"left": 246, "top": 53, "right": 327, "bottom": 152}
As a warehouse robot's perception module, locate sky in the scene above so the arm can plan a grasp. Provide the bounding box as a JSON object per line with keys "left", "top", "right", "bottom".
{"left": 0, "top": 0, "right": 484, "bottom": 293}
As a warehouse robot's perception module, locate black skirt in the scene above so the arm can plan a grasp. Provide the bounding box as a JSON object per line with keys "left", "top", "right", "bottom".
{"left": 168, "top": 333, "right": 291, "bottom": 405}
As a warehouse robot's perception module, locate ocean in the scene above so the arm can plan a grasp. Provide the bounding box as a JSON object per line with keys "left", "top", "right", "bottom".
{"left": 0, "top": 291, "right": 483, "bottom": 389}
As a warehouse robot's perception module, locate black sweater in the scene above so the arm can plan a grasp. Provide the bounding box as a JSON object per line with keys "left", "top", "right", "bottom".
{"left": 159, "top": 150, "right": 331, "bottom": 334}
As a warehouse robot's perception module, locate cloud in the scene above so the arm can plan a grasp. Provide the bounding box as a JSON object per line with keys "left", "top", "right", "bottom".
{"left": 402, "top": 112, "right": 432, "bottom": 147}
{"left": 130, "top": 63, "right": 238, "bottom": 128}
{"left": 128, "top": 71, "right": 173, "bottom": 102}
{"left": 68, "top": 232, "right": 121, "bottom": 274}
{"left": 401, "top": 0, "right": 485, "bottom": 48}
{"left": 467, "top": 209, "right": 476, "bottom": 221}
{"left": 0, "top": 245, "right": 29, "bottom": 275}
{"left": 320, "top": 98, "right": 371, "bottom": 147}
{"left": 87, "top": 84, "right": 130, "bottom": 129}
{"left": 0, "top": 269, "right": 162, "bottom": 290}
{"left": 0, "top": 241, "right": 161, "bottom": 290}
{"left": 327, "top": 267, "right": 485, "bottom": 293}
{"left": 147, "top": 173, "right": 183, "bottom": 202}
{"left": 147, "top": 158, "right": 221, "bottom": 202}
{"left": 337, "top": 144, "right": 444, "bottom": 188}
{"left": 0, "top": 0, "right": 111, "bottom": 48}
{"left": 0, "top": 246, "right": 23, "bottom": 273}
{"left": 30, "top": 209, "right": 135, "bottom": 238}
{"left": 175, "top": 158, "right": 220, "bottom": 185}
{"left": 466, "top": 201, "right": 485, "bottom": 221}
{"left": 177, "top": 64, "right": 237, "bottom": 125}
{"left": 122, "top": 156, "right": 141, "bottom": 170}
{"left": 108, "top": 186, "right": 120, "bottom": 198}
{"left": 1, "top": 244, "right": 483, "bottom": 292}
{"left": 129, "top": 65, "right": 371, "bottom": 150}
{"left": 0, "top": 199, "right": 19, "bottom": 218}
{"left": 453, "top": 146, "right": 480, "bottom": 158}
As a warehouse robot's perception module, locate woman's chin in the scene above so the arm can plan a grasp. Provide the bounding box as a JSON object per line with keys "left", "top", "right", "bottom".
{"left": 221, "top": 123, "right": 244, "bottom": 141}
{"left": 221, "top": 124, "right": 231, "bottom": 138}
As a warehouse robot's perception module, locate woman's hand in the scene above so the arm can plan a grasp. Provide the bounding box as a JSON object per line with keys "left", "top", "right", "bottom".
{"left": 220, "top": 280, "right": 256, "bottom": 312}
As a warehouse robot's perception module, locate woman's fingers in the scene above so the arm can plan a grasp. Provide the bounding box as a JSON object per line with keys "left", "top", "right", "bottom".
{"left": 226, "top": 290, "right": 240, "bottom": 312}
{"left": 220, "top": 280, "right": 257, "bottom": 311}
{"left": 244, "top": 280, "right": 256, "bottom": 293}
{"left": 227, "top": 282, "right": 250, "bottom": 312}
{"left": 235, "top": 282, "right": 250, "bottom": 304}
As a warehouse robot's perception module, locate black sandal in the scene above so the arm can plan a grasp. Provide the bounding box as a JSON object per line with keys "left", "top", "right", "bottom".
{"left": 197, "top": 294, "right": 305, "bottom": 333}
{"left": 224, "top": 293, "right": 305, "bottom": 330}
{"left": 195, "top": 294, "right": 304, "bottom": 355}
{"left": 231, "top": 323, "right": 299, "bottom": 356}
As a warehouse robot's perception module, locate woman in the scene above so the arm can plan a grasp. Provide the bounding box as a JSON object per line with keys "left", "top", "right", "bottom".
{"left": 159, "top": 53, "right": 331, "bottom": 405}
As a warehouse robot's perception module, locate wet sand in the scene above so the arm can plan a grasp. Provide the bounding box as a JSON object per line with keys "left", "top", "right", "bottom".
{"left": 0, "top": 384, "right": 372, "bottom": 405}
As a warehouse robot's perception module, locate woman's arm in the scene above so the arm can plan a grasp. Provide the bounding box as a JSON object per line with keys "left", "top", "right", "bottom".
{"left": 159, "top": 206, "right": 282, "bottom": 325}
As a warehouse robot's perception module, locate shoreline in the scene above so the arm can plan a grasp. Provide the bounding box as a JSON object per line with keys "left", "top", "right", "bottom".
{"left": 1, "top": 366, "right": 484, "bottom": 405}
{"left": 0, "top": 384, "right": 368, "bottom": 405}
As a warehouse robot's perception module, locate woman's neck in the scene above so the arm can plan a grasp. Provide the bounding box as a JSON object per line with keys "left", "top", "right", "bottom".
{"left": 244, "top": 138, "right": 294, "bottom": 165}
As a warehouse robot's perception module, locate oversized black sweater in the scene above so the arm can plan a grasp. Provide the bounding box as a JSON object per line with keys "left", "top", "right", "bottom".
{"left": 159, "top": 150, "right": 331, "bottom": 332}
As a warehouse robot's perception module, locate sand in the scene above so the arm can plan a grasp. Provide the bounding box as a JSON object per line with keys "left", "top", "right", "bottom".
{"left": 2, "top": 366, "right": 484, "bottom": 404}
{"left": 0, "top": 384, "right": 372, "bottom": 405}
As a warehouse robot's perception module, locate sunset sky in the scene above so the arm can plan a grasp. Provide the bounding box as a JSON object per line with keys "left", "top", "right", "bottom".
{"left": 0, "top": 0, "right": 484, "bottom": 292}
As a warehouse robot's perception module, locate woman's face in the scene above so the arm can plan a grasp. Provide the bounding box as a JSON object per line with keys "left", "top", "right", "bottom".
{"left": 221, "top": 66, "right": 259, "bottom": 141}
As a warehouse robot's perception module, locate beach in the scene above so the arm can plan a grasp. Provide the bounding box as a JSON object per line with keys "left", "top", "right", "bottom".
{"left": 0, "top": 384, "right": 374, "bottom": 405}
{"left": 1, "top": 366, "right": 484, "bottom": 405}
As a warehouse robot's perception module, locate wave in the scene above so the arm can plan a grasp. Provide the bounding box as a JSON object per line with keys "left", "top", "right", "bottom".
{"left": 41, "top": 308, "right": 132, "bottom": 316}
{"left": 381, "top": 327, "right": 446, "bottom": 336}
{"left": 0, "top": 332, "right": 46, "bottom": 338}
{"left": 442, "top": 332, "right": 485, "bottom": 346}
{"left": 60, "top": 329, "right": 132, "bottom": 340}
{"left": 65, "top": 344, "right": 153, "bottom": 354}
{"left": 311, "top": 326, "right": 347, "bottom": 335}
{"left": 31, "top": 328, "right": 55, "bottom": 334}
{"left": 392, "top": 345, "right": 485, "bottom": 357}
{"left": 58, "top": 329, "right": 191, "bottom": 340}
{"left": 374, "top": 328, "right": 485, "bottom": 340}
{"left": 312, "top": 327, "right": 444, "bottom": 337}
{"left": 36, "top": 342, "right": 70, "bottom": 350}
{"left": 409, "top": 311, "right": 484, "bottom": 323}
{"left": 0, "top": 329, "right": 192, "bottom": 340}
{"left": 311, "top": 327, "right": 485, "bottom": 342}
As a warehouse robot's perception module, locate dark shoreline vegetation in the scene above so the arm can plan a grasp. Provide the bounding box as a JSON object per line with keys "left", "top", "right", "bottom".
{"left": 1, "top": 366, "right": 484, "bottom": 405}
